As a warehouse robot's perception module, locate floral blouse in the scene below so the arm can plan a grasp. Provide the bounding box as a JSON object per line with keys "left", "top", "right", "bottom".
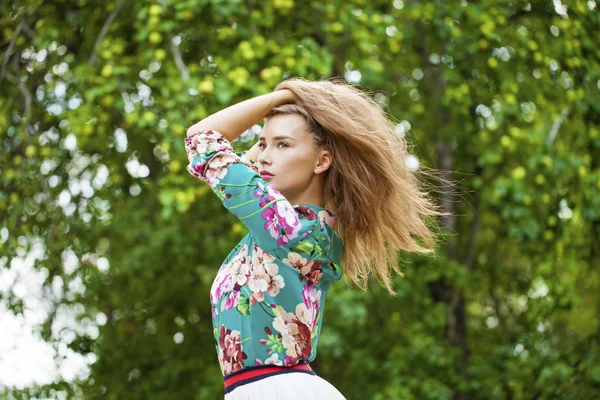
{"left": 184, "top": 129, "right": 344, "bottom": 377}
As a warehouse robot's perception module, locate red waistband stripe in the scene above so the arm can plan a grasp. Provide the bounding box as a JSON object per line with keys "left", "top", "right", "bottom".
{"left": 224, "top": 363, "right": 315, "bottom": 394}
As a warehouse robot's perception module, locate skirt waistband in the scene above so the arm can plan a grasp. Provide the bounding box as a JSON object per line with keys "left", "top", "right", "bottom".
{"left": 224, "top": 363, "right": 315, "bottom": 394}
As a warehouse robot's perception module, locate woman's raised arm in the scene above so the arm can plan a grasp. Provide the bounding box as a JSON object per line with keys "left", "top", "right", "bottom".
{"left": 186, "top": 89, "right": 295, "bottom": 142}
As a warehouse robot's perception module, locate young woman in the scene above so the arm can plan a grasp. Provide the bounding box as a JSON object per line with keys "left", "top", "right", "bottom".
{"left": 184, "top": 77, "right": 443, "bottom": 399}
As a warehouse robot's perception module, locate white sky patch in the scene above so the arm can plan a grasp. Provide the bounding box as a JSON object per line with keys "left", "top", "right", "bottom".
{"left": 386, "top": 26, "right": 398, "bottom": 37}
{"left": 529, "top": 277, "right": 549, "bottom": 298}
{"left": 68, "top": 97, "right": 83, "bottom": 110}
{"left": 345, "top": 70, "right": 361, "bottom": 83}
{"left": 113, "top": 128, "right": 128, "bottom": 153}
{"left": 61, "top": 248, "right": 79, "bottom": 275}
{"left": 486, "top": 316, "right": 498, "bottom": 328}
{"left": 174, "top": 332, "right": 184, "bottom": 344}
{"left": 476, "top": 104, "right": 492, "bottom": 118}
{"left": 405, "top": 154, "right": 420, "bottom": 171}
{"left": 395, "top": 120, "right": 412, "bottom": 138}
{"left": 553, "top": 0, "right": 568, "bottom": 16}
{"left": 0, "top": 304, "right": 59, "bottom": 389}
{"left": 125, "top": 156, "right": 150, "bottom": 178}
{"left": 558, "top": 198, "right": 573, "bottom": 219}
{"left": 513, "top": 343, "right": 524, "bottom": 355}
{"left": 412, "top": 68, "right": 424, "bottom": 80}
{"left": 62, "top": 133, "right": 77, "bottom": 152}
{"left": 0, "top": 238, "right": 96, "bottom": 389}
{"left": 36, "top": 49, "right": 48, "bottom": 63}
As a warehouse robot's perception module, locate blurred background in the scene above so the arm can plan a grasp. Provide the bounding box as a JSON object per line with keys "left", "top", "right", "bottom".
{"left": 1, "top": 0, "right": 599, "bottom": 399}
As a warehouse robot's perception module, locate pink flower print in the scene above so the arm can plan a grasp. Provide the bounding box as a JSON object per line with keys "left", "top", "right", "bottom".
{"left": 261, "top": 204, "right": 301, "bottom": 245}
{"left": 248, "top": 264, "right": 270, "bottom": 304}
{"left": 218, "top": 324, "right": 247, "bottom": 375}
{"left": 283, "top": 253, "right": 313, "bottom": 274}
{"left": 223, "top": 244, "right": 250, "bottom": 275}
{"left": 221, "top": 289, "right": 241, "bottom": 311}
{"left": 283, "top": 252, "right": 322, "bottom": 285}
{"left": 251, "top": 290, "right": 265, "bottom": 305}
{"left": 267, "top": 184, "right": 283, "bottom": 197}
{"left": 185, "top": 130, "right": 239, "bottom": 186}
{"left": 255, "top": 181, "right": 281, "bottom": 207}
{"left": 274, "top": 202, "right": 301, "bottom": 245}
{"left": 272, "top": 306, "right": 313, "bottom": 363}
{"left": 255, "top": 353, "right": 284, "bottom": 366}
{"left": 272, "top": 308, "right": 300, "bottom": 358}
{"left": 318, "top": 209, "right": 338, "bottom": 230}
{"left": 211, "top": 245, "right": 249, "bottom": 309}
{"left": 302, "top": 284, "right": 322, "bottom": 309}
{"left": 192, "top": 136, "right": 211, "bottom": 155}
{"left": 210, "top": 271, "right": 233, "bottom": 307}
{"left": 230, "top": 259, "right": 250, "bottom": 286}
{"left": 267, "top": 270, "right": 285, "bottom": 297}
{"left": 305, "top": 261, "right": 324, "bottom": 286}
{"left": 299, "top": 285, "right": 322, "bottom": 332}
{"left": 200, "top": 130, "right": 234, "bottom": 153}
{"left": 265, "top": 353, "right": 284, "bottom": 365}
{"left": 204, "top": 153, "right": 238, "bottom": 187}
{"left": 294, "top": 206, "right": 318, "bottom": 220}
{"left": 251, "top": 243, "right": 276, "bottom": 265}
{"left": 251, "top": 244, "right": 285, "bottom": 297}
{"left": 256, "top": 181, "right": 268, "bottom": 194}
{"left": 211, "top": 306, "right": 218, "bottom": 323}
{"left": 255, "top": 184, "right": 301, "bottom": 245}
{"left": 284, "top": 355, "right": 296, "bottom": 366}
{"left": 189, "top": 159, "right": 207, "bottom": 177}
{"left": 262, "top": 207, "right": 282, "bottom": 238}
{"left": 257, "top": 194, "right": 268, "bottom": 208}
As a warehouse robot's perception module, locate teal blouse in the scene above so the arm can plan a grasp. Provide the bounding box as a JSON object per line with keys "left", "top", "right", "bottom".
{"left": 184, "top": 129, "right": 344, "bottom": 376}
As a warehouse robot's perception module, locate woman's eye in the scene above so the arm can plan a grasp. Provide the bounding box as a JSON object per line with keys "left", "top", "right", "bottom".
{"left": 258, "top": 142, "right": 287, "bottom": 150}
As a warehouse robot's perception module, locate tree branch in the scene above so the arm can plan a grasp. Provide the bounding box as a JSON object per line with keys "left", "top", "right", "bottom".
{"left": 88, "top": 0, "right": 126, "bottom": 65}
{"left": 546, "top": 107, "right": 570, "bottom": 146}
{"left": 463, "top": 167, "right": 482, "bottom": 270}
{"left": 0, "top": 20, "right": 25, "bottom": 91}
{"left": 5, "top": 72, "right": 32, "bottom": 121}
{"left": 0, "top": 0, "right": 48, "bottom": 90}
{"left": 170, "top": 36, "right": 189, "bottom": 80}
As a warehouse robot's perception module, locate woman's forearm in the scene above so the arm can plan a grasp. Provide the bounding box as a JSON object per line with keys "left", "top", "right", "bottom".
{"left": 186, "top": 89, "right": 295, "bottom": 142}
{"left": 241, "top": 141, "right": 261, "bottom": 165}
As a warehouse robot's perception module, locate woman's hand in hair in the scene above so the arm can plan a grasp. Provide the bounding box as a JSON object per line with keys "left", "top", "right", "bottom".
{"left": 273, "top": 88, "right": 296, "bottom": 104}
{"left": 274, "top": 78, "right": 330, "bottom": 105}
{"left": 274, "top": 79, "right": 306, "bottom": 95}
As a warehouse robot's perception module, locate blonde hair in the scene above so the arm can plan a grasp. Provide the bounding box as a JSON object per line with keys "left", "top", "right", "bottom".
{"left": 266, "top": 77, "right": 451, "bottom": 295}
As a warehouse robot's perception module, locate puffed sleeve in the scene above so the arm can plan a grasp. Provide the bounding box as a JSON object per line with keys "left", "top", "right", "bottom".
{"left": 184, "top": 128, "right": 307, "bottom": 248}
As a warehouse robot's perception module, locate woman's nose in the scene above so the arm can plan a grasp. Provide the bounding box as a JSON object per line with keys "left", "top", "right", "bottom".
{"left": 258, "top": 150, "right": 272, "bottom": 165}
{"left": 259, "top": 156, "right": 271, "bottom": 166}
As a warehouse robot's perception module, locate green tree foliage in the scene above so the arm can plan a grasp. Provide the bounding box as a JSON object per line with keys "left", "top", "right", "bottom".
{"left": 1, "top": 0, "right": 599, "bottom": 398}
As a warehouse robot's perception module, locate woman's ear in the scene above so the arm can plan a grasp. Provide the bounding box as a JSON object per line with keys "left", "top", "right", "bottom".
{"left": 315, "top": 150, "right": 332, "bottom": 173}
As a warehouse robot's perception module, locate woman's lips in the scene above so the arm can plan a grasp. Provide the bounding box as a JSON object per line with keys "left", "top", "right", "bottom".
{"left": 260, "top": 171, "right": 274, "bottom": 180}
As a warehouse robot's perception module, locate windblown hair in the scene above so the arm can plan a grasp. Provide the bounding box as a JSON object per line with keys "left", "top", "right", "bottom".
{"left": 266, "top": 77, "right": 449, "bottom": 295}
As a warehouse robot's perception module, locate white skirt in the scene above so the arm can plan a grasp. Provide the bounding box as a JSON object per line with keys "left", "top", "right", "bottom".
{"left": 224, "top": 371, "right": 347, "bottom": 400}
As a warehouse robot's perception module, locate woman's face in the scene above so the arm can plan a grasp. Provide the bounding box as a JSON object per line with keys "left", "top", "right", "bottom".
{"left": 257, "top": 114, "right": 330, "bottom": 204}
